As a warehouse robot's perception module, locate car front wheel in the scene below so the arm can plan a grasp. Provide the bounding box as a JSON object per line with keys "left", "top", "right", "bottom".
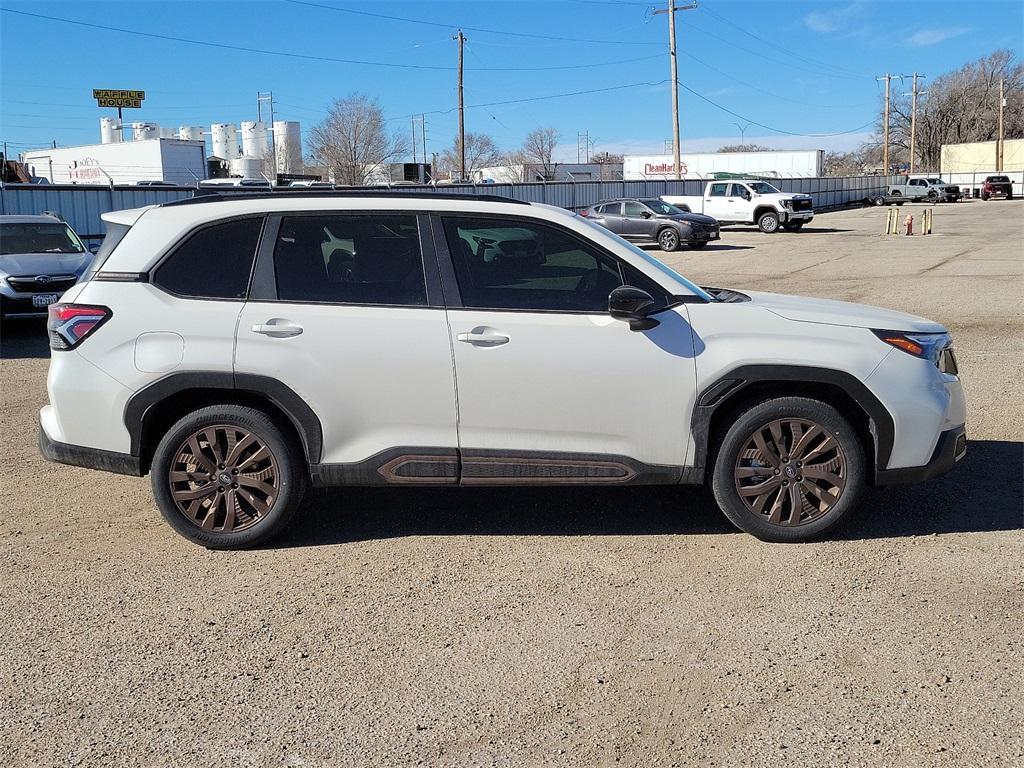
{"left": 658, "top": 228, "right": 680, "bottom": 251}
{"left": 757, "top": 211, "right": 780, "bottom": 233}
{"left": 150, "top": 405, "right": 307, "bottom": 549}
{"left": 711, "top": 397, "right": 866, "bottom": 542}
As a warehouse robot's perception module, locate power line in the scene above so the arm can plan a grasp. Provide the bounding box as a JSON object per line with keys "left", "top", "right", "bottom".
{"left": 286, "top": 0, "right": 661, "bottom": 46}
{"left": 698, "top": 1, "right": 871, "bottom": 79}
{"left": 0, "top": 8, "right": 661, "bottom": 72}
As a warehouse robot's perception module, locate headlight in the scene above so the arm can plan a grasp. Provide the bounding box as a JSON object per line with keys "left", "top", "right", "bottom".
{"left": 873, "top": 330, "right": 957, "bottom": 374}
{"left": 780, "top": 199, "right": 793, "bottom": 209}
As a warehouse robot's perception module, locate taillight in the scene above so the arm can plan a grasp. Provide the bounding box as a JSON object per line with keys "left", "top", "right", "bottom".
{"left": 47, "top": 303, "right": 111, "bottom": 350}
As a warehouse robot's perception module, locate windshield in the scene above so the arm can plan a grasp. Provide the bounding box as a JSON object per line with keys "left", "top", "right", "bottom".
{"left": 640, "top": 199, "right": 684, "bottom": 215}
{"left": 574, "top": 215, "right": 714, "bottom": 302}
{"left": 747, "top": 182, "right": 780, "bottom": 194}
{"left": 0, "top": 222, "right": 85, "bottom": 255}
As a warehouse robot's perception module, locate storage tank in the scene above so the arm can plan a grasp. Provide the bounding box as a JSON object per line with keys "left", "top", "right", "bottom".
{"left": 230, "top": 156, "right": 263, "bottom": 179}
{"left": 99, "top": 117, "right": 122, "bottom": 144}
{"left": 240, "top": 121, "right": 269, "bottom": 160}
{"left": 273, "top": 120, "right": 301, "bottom": 173}
{"left": 159, "top": 127, "right": 176, "bottom": 139}
{"left": 211, "top": 123, "right": 239, "bottom": 159}
{"left": 131, "top": 122, "right": 160, "bottom": 141}
{"left": 178, "top": 125, "right": 204, "bottom": 141}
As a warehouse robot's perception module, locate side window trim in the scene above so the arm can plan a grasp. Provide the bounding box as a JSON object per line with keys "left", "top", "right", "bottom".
{"left": 150, "top": 214, "right": 266, "bottom": 302}
{"left": 430, "top": 212, "right": 672, "bottom": 314}
{"left": 250, "top": 211, "right": 438, "bottom": 309}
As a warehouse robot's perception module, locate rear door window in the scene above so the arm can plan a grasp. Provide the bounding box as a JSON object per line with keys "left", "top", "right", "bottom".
{"left": 153, "top": 217, "right": 263, "bottom": 299}
{"left": 273, "top": 214, "right": 426, "bottom": 305}
{"left": 709, "top": 183, "right": 728, "bottom": 197}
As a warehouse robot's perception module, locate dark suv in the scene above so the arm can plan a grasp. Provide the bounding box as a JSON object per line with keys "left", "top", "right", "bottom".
{"left": 981, "top": 176, "right": 1013, "bottom": 200}
{"left": 581, "top": 199, "right": 720, "bottom": 252}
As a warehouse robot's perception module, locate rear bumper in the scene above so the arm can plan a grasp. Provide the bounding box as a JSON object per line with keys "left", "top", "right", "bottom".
{"left": 874, "top": 426, "right": 967, "bottom": 486}
{"left": 38, "top": 422, "right": 141, "bottom": 476}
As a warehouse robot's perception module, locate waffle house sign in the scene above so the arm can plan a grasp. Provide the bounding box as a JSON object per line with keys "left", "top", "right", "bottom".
{"left": 93, "top": 89, "right": 145, "bottom": 109}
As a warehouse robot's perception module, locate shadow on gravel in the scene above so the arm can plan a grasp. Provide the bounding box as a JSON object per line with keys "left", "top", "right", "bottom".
{"left": 836, "top": 439, "right": 1023, "bottom": 540}
{"left": 0, "top": 320, "right": 50, "bottom": 359}
{"left": 275, "top": 485, "right": 737, "bottom": 547}
{"left": 639, "top": 243, "right": 754, "bottom": 252}
{"left": 274, "top": 441, "right": 1022, "bottom": 547}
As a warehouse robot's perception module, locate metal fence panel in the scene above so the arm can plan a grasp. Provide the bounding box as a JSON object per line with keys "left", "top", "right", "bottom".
{"left": 1, "top": 175, "right": 899, "bottom": 241}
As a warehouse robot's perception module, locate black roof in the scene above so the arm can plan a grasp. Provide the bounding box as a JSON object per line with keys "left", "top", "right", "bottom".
{"left": 161, "top": 189, "right": 530, "bottom": 208}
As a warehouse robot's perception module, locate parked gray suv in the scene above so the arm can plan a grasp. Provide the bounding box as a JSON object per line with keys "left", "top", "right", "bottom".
{"left": 0, "top": 214, "right": 94, "bottom": 324}
{"left": 581, "top": 198, "right": 720, "bottom": 251}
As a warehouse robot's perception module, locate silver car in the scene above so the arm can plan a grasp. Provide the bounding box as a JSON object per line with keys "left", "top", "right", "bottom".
{"left": 0, "top": 214, "right": 94, "bottom": 323}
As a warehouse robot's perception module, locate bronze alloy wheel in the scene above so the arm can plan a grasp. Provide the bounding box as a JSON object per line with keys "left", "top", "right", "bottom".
{"left": 168, "top": 425, "right": 280, "bottom": 533}
{"left": 733, "top": 418, "right": 848, "bottom": 527}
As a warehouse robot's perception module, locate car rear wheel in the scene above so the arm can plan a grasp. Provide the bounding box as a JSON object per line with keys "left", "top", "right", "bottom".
{"left": 151, "top": 405, "right": 307, "bottom": 549}
{"left": 711, "top": 397, "right": 865, "bottom": 542}
{"left": 757, "top": 211, "right": 780, "bottom": 233}
{"left": 658, "top": 228, "right": 680, "bottom": 251}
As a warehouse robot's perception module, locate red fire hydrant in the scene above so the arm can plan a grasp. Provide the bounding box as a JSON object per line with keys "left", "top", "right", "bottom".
{"left": 904, "top": 214, "right": 914, "bottom": 235}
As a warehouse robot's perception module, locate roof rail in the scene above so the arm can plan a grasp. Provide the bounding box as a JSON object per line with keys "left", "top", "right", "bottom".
{"left": 160, "top": 189, "right": 530, "bottom": 208}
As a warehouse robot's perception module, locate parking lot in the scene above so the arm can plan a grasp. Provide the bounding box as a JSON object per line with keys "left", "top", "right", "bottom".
{"left": 1, "top": 198, "right": 1021, "bottom": 767}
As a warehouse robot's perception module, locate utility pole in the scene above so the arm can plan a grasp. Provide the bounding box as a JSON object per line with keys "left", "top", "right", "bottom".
{"left": 411, "top": 116, "right": 417, "bottom": 163}
{"left": 654, "top": 1, "right": 697, "bottom": 180}
{"left": 258, "top": 91, "right": 276, "bottom": 173}
{"left": 997, "top": 78, "right": 1005, "bottom": 172}
{"left": 877, "top": 74, "right": 891, "bottom": 175}
{"left": 453, "top": 29, "right": 466, "bottom": 180}
{"left": 909, "top": 73, "right": 920, "bottom": 174}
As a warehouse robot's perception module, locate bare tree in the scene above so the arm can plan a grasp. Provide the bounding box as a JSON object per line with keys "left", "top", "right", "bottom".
{"left": 307, "top": 94, "right": 408, "bottom": 186}
{"left": 439, "top": 133, "right": 502, "bottom": 180}
{"left": 521, "top": 127, "right": 559, "bottom": 179}
{"left": 886, "top": 49, "right": 1023, "bottom": 172}
{"left": 591, "top": 151, "right": 624, "bottom": 164}
{"left": 717, "top": 144, "right": 774, "bottom": 153}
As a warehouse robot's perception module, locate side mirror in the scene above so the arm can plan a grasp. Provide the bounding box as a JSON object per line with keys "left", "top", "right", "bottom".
{"left": 88, "top": 243, "right": 100, "bottom": 254}
{"left": 609, "top": 285, "right": 660, "bottom": 331}
{"left": 641, "top": 211, "right": 652, "bottom": 219}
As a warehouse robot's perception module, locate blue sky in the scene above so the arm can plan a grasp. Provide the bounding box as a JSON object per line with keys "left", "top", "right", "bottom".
{"left": 1, "top": 0, "right": 1021, "bottom": 160}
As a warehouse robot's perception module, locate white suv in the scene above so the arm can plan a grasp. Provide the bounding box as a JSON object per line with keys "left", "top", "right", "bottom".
{"left": 39, "top": 192, "right": 967, "bottom": 548}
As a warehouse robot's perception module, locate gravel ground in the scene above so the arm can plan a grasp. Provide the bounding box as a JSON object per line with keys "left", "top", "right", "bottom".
{"left": 1, "top": 198, "right": 1021, "bottom": 768}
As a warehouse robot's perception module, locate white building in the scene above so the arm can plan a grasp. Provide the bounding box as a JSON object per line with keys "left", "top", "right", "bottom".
{"left": 22, "top": 138, "right": 206, "bottom": 185}
{"left": 623, "top": 150, "right": 824, "bottom": 180}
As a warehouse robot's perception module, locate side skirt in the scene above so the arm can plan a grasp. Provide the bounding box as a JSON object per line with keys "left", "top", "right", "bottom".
{"left": 310, "top": 447, "right": 693, "bottom": 488}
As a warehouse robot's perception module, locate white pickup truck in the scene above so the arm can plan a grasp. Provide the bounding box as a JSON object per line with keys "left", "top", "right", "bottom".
{"left": 663, "top": 180, "right": 814, "bottom": 233}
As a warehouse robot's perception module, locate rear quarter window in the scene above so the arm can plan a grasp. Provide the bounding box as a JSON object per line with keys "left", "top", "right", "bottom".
{"left": 83, "top": 222, "right": 131, "bottom": 279}
{"left": 153, "top": 217, "right": 264, "bottom": 299}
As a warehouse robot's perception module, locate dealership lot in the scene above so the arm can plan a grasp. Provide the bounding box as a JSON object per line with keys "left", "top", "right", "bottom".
{"left": 1, "top": 199, "right": 1021, "bottom": 767}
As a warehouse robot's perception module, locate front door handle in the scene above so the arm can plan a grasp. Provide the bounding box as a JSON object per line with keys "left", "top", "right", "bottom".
{"left": 457, "top": 328, "right": 510, "bottom": 346}
{"left": 251, "top": 318, "right": 303, "bottom": 338}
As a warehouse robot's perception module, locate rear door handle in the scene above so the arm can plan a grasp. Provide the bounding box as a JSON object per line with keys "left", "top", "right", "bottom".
{"left": 251, "top": 318, "right": 303, "bottom": 338}
{"left": 457, "top": 328, "right": 509, "bottom": 346}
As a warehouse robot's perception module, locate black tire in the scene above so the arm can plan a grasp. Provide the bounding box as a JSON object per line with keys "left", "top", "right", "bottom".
{"left": 657, "top": 228, "right": 680, "bottom": 252}
{"left": 981, "top": 191, "right": 990, "bottom": 201}
{"left": 926, "top": 190, "right": 938, "bottom": 202}
{"left": 710, "top": 397, "right": 866, "bottom": 543}
{"left": 889, "top": 190, "right": 901, "bottom": 197}
{"left": 688, "top": 240, "right": 709, "bottom": 249}
{"left": 757, "top": 211, "right": 780, "bottom": 233}
{"left": 872, "top": 195, "right": 886, "bottom": 206}
{"left": 1007, "top": 192, "right": 1013, "bottom": 200}
{"left": 151, "top": 405, "right": 307, "bottom": 549}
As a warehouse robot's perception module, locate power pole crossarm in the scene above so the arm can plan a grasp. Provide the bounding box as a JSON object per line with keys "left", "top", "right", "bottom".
{"left": 654, "top": 1, "right": 697, "bottom": 180}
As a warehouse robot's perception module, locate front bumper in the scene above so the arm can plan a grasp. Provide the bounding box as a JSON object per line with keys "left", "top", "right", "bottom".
{"left": 38, "top": 422, "right": 141, "bottom": 476}
{"left": 781, "top": 210, "right": 814, "bottom": 222}
{"left": 874, "top": 426, "right": 967, "bottom": 485}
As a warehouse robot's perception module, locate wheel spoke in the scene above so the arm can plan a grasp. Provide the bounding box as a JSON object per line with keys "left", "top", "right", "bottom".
{"left": 200, "top": 494, "right": 222, "bottom": 530}
{"left": 225, "top": 433, "right": 258, "bottom": 468}
{"left": 767, "top": 487, "right": 785, "bottom": 524}
{"left": 768, "top": 420, "right": 787, "bottom": 458}
{"left": 790, "top": 425, "right": 822, "bottom": 460}
{"left": 802, "top": 481, "right": 840, "bottom": 508}
{"left": 752, "top": 431, "right": 782, "bottom": 469}
{"left": 735, "top": 466, "right": 774, "bottom": 478}
{"left": 172, "top": 483, "right": 217, "bottom": 501}
{"left": 223, "top": 491, "right": 238, "bottom": 531}
{"left": 802, "top": 466, "right": 846, "bottom": 492}
{"left": 803, "top": 435, "right": 837, "bottom": 463}
{"left": 203, "top": 429, "right": 225, "bottom": 465}
{"left": 785, "top": 482, "right": 804, "bottom": 524}
{"left": 236, "top": 474, "right": 276, "bottom": 498}
{"left": 236, "top": 445, "right": 270, "bottom": 471}
{"left": 187, "top": 436, "right": 216, "bottom": 474}
{"left": 237, "top": 487, "right": 271, "bottom": 516}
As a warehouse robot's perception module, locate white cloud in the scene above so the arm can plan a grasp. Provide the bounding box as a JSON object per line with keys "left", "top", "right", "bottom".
{"left": 804, "top": 2, "right": 865, "bottom": 34}
{"left": 907, "top": 27, "right": 970, "bottom": 47}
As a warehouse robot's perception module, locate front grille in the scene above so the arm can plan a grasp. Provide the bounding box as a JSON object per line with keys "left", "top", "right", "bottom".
{"left": 6, "top": 275, "right": 78, "bottom": 294}
{"left": 792, "top": 198, "right": 813, "bottom": 211}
